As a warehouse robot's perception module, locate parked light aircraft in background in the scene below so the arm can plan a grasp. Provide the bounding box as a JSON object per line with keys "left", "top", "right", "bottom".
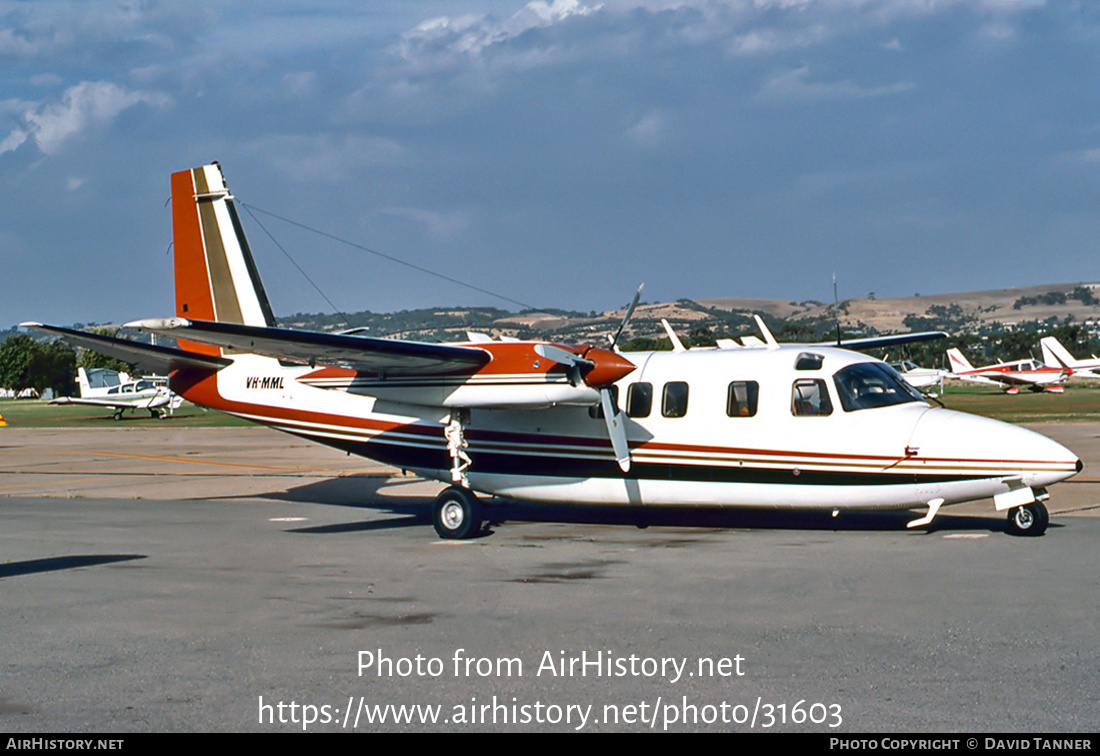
{"left": 946, "top": 348, "right": 1070, "bottom": 394}
{"left": 24, "top": 163, "right": 1081, "bottom": 538}
{"left": 1040, "top": 336, "right": 1100, "bottom": 379}
{"left": 888, "top": 360, "right": 949, "bottom": 395}
{"left": 50, "top": 367, "right": 182, "bottom": 420}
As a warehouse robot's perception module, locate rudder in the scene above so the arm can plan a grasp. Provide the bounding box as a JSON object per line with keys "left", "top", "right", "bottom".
{"left": 172, "top": 163, "right": 275, "bottom": 355}
{"left": 946, "top": 348, "right": 973, "bottom": 374}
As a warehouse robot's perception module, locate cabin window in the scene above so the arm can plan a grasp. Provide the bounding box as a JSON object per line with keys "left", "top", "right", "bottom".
{"left": 795, "top": 352, "right": 824, "bottom": 371}
{"left": 662, "top": 381, "right": 689, "bottom": 418}
{"left": 626, "top": 382, "right": 653, "bottom": 418}
{"left": 588, "top": 386, "right": 620, "bottom": 419}
{"left": 791, "top": 379, "right": 832, "bottom": 416}
{"left": 727, "top": 381, "right": 759, "bottom": 417}
{"left": 832, "top": 362, "right": 925, "bottom": 412}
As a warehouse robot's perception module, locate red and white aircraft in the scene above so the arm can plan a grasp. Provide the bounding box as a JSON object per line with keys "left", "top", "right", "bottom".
{"left": 24, "top": 164, "right": 1081, "bottom": 538}
{"left": 946, "top": 348, "right": 1070, "bottom": 394}
{"left": 1040, "top": 336, "right": 1100, "bottom": 379}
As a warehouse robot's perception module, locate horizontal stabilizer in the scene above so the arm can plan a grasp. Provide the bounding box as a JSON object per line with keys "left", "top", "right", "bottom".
{"left": 21, "top": 323, "right": 230, "bottom": 374}
{"left": 126, "top": 318, "right": 492, "bottom": 376}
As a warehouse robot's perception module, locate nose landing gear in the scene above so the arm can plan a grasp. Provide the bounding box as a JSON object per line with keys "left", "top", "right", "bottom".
{"left": 1005, "top": 500, "right": 1049, "bottom": 537}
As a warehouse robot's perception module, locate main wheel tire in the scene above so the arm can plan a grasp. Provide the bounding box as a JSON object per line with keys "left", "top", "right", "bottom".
{"left": 1006, "top": 501, "right": 1049, "bottom": 537}
{"left": 432, "top": 487, "right": 482, "bottom": 539}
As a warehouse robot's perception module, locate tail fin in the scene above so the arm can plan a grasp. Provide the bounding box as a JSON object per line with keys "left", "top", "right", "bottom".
{"left": 1040, "top": 337, "right": 1077, "bottom": 369}
{"left": 172, "top": 163, "right": 275, "bottom": 355}
{"left": 946, "top": 348, "right": 973, "bottom": 374}
{"left": 76, "top": 367, "right": 91, "bottom": 397}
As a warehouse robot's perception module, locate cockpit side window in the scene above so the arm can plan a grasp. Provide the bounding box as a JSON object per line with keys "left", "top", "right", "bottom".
{"left": 791, "top": 379, "right": 832, "bottom": 416}
{"left": 832, "top": 362, "right": 925, "bottom": 412}
{"left": 626, "top": 382, "right": 652, "bottom": 418}
{"left": 727, "top": 381, "right": 759, "bottom": 417}
{"left": 662, "top": 381, "right": 689, "bottom": 418}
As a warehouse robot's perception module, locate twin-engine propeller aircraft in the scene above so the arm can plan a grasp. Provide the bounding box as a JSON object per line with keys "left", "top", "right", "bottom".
{"left": 946, "top": 348, "right": 1070, "bottom": 394}
{"left": 24, "top": 163, "right": 1081, "bottom": 538}
{"left": 49, "top": 367, "right": 182, "bottom": 420}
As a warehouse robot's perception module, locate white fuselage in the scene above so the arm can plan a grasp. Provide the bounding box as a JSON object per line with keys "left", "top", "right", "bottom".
{"left": 189, "top": 344, "right": 1080, "bottom": 514}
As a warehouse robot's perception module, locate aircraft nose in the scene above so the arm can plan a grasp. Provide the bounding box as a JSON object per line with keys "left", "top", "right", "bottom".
{"left": 908, "top": 408, "right": 1081, "bottom": 487}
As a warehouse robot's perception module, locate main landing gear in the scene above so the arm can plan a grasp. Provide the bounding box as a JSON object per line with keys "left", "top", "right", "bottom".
{"left": 432, "top": 486, "right": 483, "bottom": 540}
{"left": 1005, "top": 500, "right": 1049, "bottom": 537}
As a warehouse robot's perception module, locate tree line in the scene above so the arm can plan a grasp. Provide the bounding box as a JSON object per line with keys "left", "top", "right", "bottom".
{"left": 0, "top": 331, "right": 132, "bottom": 397}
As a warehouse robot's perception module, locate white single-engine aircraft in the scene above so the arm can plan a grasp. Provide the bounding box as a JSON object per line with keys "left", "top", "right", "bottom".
{"left": 888, "top": 360, "right": 949, "bottom": 394}
{"left": 50, "top": 367, "right": 182, "bottom": 420}
{"left": 24, "top": 164, "right": 1081, "bottom": 538}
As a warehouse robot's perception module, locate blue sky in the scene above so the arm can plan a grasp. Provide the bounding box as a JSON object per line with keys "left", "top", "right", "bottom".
{"left": 3, "top": 0, "right": 1100, "bottom": 328}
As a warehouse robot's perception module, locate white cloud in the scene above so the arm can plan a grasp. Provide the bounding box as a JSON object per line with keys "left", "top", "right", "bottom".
{"left": 0, "top": 128, "right": 29, "bottom": 155}
{"left": 395, "top": 0, "right": 603, "bottom": 66}
{"left": 8, "top": 81, "right": 171, "bottom": 156}
{"left": 756, "top": 65, "right": 914, "bottom": 103}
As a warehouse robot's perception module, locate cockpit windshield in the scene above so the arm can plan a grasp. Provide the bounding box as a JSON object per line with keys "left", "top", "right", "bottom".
{"left": 832, "top": 362, "right": 926, "bottom": 412}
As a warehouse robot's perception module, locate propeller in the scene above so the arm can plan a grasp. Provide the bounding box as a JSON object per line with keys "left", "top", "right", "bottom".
{"left": 534, "top": 287, "right": 643, "bottom": 473}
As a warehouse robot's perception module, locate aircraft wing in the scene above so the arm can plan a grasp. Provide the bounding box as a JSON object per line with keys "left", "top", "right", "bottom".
{"left": 948, "top": 373, "right": 1001, "bottom": 385}
{"left": 126, "top": 318, "right": 492, "bottom": 376}
{"left": 955, "top": 370, "right": 1064, "bottom": 387}
{"left": 21, "top": 323, "right": 231, "bottom": 373}
{"left": 987, "top": 371, "right": 1065, "bottom": 387}
{"left": 50, "top": 396, "right": 168, "bottom": 410}
{"left": 833, "top": 331, "right": 948, "bottom": 351}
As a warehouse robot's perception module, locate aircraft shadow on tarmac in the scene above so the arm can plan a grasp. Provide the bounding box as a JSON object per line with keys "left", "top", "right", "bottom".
{"left": 258, "top": 474, "right": 1044, "bottom": 538}
{"left": 0, "top": 554, "right": 146, "bottom": 579}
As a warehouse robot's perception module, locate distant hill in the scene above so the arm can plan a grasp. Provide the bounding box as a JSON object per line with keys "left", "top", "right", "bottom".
{"left": 699, "top": 282, "right": 1100, "bottom": 335}
{"left": 58, "top": 282, "right": 1100, "bottom": 363}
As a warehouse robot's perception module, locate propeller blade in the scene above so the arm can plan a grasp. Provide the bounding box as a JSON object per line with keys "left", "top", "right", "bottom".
{"left": 601, "top": 388, "right": 631, "bottom": 472}
{"left": 610, "top": 284, "right": 644, "bottom": 350}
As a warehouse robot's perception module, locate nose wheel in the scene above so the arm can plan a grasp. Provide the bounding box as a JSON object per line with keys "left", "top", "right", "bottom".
{"left": 432, "top": 486, "right": 483, "bottom": 540}
{"left": 1005, "top": 501, "right": 1049, "bottom": 537}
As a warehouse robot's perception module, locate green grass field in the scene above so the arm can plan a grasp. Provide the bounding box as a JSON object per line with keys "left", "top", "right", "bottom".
{"left": 929, "top": 381, "right": 1100, "bottom": 423}
{"left": 3, "top": 381, "right": 1099, "bottom": 428}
